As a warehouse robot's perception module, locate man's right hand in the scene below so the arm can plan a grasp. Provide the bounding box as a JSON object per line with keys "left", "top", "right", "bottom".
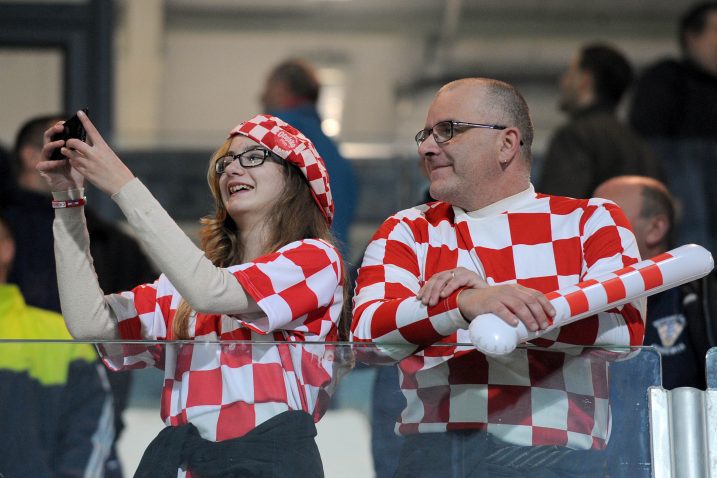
{"left": 457, "top": 284, "right": 554, "bottom": 332}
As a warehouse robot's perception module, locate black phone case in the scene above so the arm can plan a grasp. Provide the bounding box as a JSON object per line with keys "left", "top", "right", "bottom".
{"left": 50, "top": 109, "right": 89, "bottom": 161}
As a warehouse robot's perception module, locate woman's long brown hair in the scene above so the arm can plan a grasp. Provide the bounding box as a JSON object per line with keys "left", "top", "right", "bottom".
{"left": 171, "top": 139, "right": 350, "bottom": 340}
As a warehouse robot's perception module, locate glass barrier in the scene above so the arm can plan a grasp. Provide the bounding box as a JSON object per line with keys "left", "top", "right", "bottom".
{"left": 708, "top": 347, "right": 717, "bottom": 390}
{"left": 0, "top": 340, "right": 661, "bottom": 478}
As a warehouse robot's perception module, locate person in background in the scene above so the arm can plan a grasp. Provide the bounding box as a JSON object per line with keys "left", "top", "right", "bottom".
{"left": 4, "top": 114, "right": 157, "bottom": 477}
{"left": 630, "top": 2, "right": 717, "bottom": 138}
{"left": 0, "top": 214, "right": 114, "bottom": 478}
{"left": 0, "top": 144, "right": 15, "bottom": 206}
{"left": 593, "top": 175, "right": 716, "bottom": 477}
{"left": 629, "top": 2, "right": 717, "bottom": 254}
{"left": 352, "top": 77, "right": 645, "bottom": 477}
{"left": 538, "top": 43, "right": 662, "bottom": 198}
{"left": 261, "top": 58, "right": 358, "bottom": 261}
{"left": 40, "top": 112, "right": 348, "bottom": 477}
{"left": 594, "top": 175, "right": 716, "bottom": 389}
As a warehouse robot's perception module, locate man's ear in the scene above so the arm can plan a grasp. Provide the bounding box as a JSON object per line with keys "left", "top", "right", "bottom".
{"left": 498, "top": 127, "right": 522, "bottom": 165}
{"left": 643, "top": 214, "right": 670, "bottom": 249}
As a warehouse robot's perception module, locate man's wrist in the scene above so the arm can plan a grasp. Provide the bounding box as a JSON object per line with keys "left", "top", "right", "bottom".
{"left": 456, "top": 288, "right": 473, "bottom": 324}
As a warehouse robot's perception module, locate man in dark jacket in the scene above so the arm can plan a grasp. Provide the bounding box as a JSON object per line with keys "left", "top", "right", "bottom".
{"left": 261, "top": 59, "right": 358, "bottom": 260}
{"left": 539, "top": 44, "right": 663, "bottom": 199}
{"left": 629, "top": 2, "right": 717, "bottom": 255}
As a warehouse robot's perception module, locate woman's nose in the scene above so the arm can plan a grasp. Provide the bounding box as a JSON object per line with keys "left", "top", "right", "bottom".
{"left": 225, "top": 159, "right": 247, "bottom": 175}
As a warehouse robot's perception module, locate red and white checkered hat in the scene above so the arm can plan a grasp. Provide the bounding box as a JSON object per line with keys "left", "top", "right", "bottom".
{"left": 229, "top": 114, "right": 334, "bottom": 225}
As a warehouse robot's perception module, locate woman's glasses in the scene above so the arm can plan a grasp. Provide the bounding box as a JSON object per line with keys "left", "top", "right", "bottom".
{"left": 215, "top": 148, "right": 282, "bottom": 174}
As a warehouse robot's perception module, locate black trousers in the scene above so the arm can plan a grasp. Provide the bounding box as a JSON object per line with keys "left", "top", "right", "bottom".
{"left": 134, "top": 410, "right": 323, "bottom": 478}
{"left": 395, "top": 430, "right": 606, "bottom": 478}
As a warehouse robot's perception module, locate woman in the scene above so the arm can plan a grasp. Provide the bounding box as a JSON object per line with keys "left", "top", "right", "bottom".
{"left": 39, "top": 112, "right": 349, "bottom": 477}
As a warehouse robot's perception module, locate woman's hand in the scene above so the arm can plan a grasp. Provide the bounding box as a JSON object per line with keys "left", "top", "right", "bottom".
{"left": 41, "top": 110, "right": 135, "bottom": 196}
{"left": 417, "top": 267, "right": 488, "bottom": 307}
{"left": 37, "top": 121, "right": 86, "bottom": 192}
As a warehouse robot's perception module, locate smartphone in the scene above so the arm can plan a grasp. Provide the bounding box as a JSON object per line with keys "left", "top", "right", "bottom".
{"left": 50, "top": 109, "right": 89, "bottom": 161}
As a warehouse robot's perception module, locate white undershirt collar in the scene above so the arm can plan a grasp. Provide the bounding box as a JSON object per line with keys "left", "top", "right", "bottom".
{"left": 456, "top": 184, "right": 536, "bottom": 219}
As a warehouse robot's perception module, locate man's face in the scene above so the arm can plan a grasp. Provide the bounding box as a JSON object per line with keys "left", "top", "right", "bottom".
{"left": 259, "top": 77, "right": 296, "bottom": 113}
{"left": 558, "top": 53, "right": 587, "bottom": 113}
{"left": 686, "top": 11, "right": 717, "bottom": 75}
{"left": 260, "top": 77, "right": 287, "bottom": 111}
{"left": 418, "top": 85, "right": 503, "bottom": 211}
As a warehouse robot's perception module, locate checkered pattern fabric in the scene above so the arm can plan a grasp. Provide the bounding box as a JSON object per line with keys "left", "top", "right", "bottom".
{"left": 546, "top": 250, "right": 680, "bottom": 321}
{"left": 99, "top": 238, "right": 344, "bottom": 442}
{"left": 351, "top": 188, "right": 646, "bottom": 449}
{"left": 229, "top": 114, "right": 334, "bottom": 224}
{"left": 472, "top": 249, "right": 679, "bottom": 354}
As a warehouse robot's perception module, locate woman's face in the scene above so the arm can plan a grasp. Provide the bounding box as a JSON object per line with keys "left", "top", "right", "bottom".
{"left": 217, "top": 135, "right": 286, "bottom": 226}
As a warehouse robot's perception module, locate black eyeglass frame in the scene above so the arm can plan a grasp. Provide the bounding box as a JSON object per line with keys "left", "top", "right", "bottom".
{"left": 215, "top": 148, "right": 282, "bottom": 174}
{"left": 415, "top": 120, "right": 523, "bottom": 146}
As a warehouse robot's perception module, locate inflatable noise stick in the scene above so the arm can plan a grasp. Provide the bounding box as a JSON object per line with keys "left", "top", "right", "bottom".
{"left": 469, "top": 244, "right": 714, "bottom": 356}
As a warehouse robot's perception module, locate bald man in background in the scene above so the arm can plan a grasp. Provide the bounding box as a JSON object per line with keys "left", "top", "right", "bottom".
{"left": 594, "top": 176, "right": 716, "bottom": 389}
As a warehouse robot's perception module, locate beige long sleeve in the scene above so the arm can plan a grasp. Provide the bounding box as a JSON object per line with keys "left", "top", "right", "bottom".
{"left": 53, "top": 190, "right": 120, "bottom": 339}
{"left": 111, "top": 178, "right": 257, "bottom": 314}
{"left": 53, "top": 178, "right": 258, "bottom": 339}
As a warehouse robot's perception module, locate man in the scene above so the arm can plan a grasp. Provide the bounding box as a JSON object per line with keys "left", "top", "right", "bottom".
{"left": 4, "top": 115, "right": 157, "bottom": 477}
{"left": 0, "top": 215, "right": 114, "bottom": 477}
{"left": 261, "top": 59, "right": 358, "bottom": 258}
{"left": 629, "top": 2, "right": 717, "bottom": 253}
{"left": 630, "top": 2, "right": 717, "bottom": 138}
{"left": 352, "top": 78, "right": 645, "bottom": 477}
{"left": 539, "top": 43, "right": 662, "bottom": 198}
{"left": 594, "top": 176, "right": 716, "bottom": 389}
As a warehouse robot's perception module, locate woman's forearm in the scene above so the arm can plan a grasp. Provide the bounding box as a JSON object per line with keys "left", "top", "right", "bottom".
{"left": 53, "top": 197, "right": 120, "bottom": 339}
{"left": 112, "top": 178, "right": 259, "bottom": 314}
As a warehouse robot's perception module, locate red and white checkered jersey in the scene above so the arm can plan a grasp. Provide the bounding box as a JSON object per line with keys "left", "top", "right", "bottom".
{"left": 352, "top": 187, "right": 646, "bottom": 449}
{"left": 99, "top": 238, "right": 344, "bottom": 442}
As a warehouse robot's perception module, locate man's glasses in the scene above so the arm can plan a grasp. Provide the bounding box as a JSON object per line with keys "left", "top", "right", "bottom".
{"left": 415, "top": 120, "right": 511, "bottom": 146}
{"left": 215, "top": 148, "right": 281, "bottom": 174}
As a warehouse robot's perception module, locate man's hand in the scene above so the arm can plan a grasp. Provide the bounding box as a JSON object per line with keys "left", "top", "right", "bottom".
{"left": 417, "top": 267, "right": 555, "bottom": 332}
{"left": 417, "top": 267, "right": 487, "bottom": 307}
{"left": 457, "top": 284, "right": 554, "bottom": 332}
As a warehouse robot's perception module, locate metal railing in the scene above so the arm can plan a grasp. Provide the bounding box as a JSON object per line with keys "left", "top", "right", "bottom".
{"left": 649, "top": 347, "right": 717, "bottom": 478}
